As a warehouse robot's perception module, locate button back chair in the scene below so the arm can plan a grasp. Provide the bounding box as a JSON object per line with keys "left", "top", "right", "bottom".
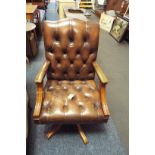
{"left": 33, "top": 18, "right": 110, "bottom": 144}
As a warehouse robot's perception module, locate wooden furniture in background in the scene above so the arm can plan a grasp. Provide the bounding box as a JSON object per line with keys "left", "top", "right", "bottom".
{"left": 106, "top": 0, "right": 128, "bottom": 15}
{"left": 79, "top": 1, "right": 93, "bottom": 9}
{"left": 26, "top": 0, "right": 47, "bottom": 10}
{"left": 26, "top": 4, "right": 38, "bottom": 20}
{"left": 63, "top": 6, "right": 88, "bottom": 21}
{"left": 123, "top": 3, "right": 129, "bottom": 20}
{"left": 26, "top": 22, "right": 38, "bottom": 58}
{"left": 26, "top": 4, "right": 45, "bottom": 38}
{"left": 94, "top": 0, "right": 129, "bottom": 18}
{"left": 106, "top": 0, "right": 123, "bottom": 11}
{"left": 94, "top": 9, "right": 105, "bottom": 18}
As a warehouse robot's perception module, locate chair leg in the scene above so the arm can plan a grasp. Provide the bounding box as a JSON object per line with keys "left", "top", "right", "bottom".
{"left": 46, "top": 124, "right": 62, "bottom": 139}
{"left": 77, "top": 124, "right": 89, "bottom": 144}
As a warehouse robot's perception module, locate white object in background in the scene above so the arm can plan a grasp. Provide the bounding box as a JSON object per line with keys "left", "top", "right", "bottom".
{"left": 98, "top": 0, "right": 105, "bottom": 5}
{"left": 106, "top": 10, "right": 116, "bottom": 17}
{"left": 99, "top": 12, "right": 116, "bottom": 32}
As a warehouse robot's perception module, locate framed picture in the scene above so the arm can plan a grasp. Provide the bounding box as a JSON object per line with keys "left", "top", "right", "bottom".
{"left": 99, "top": 12, "right": 116, "bottom": 32}
{"left": 110, "top": 16, "right": 128, "bottom": 42}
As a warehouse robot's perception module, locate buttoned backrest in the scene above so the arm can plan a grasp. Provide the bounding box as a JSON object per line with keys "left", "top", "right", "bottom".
{"left": 43, "top": 18, "right": 99, "bottom": 80}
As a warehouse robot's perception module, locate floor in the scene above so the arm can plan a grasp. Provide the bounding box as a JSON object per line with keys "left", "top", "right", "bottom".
{"left": 98, "top": 30, "right": 129, "bottom": 154}
{"left": 27, "top": 1, "right": 129, "bottom": 154}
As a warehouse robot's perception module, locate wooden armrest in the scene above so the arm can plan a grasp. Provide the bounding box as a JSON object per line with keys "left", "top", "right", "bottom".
{"left": 33, "top": 60, "right": 50, "bottom": 119}
{"left": 33, "top": 83, "right": 43, "bottom": 119}
{"left": 93, "top": 62, "right": 108, "bottom": 84}
{"left": 35, "top": 60, "right": 50, "bottom": 83}
{"left": 100, "top": 82, "right": 110, "bottom": 120}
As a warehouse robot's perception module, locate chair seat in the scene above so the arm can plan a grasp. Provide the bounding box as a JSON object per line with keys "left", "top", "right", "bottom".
{"left": 39, "top": 80, "right": 104, "bottom": 123}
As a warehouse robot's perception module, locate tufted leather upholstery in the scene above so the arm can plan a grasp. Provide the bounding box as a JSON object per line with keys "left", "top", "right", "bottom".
{"left": 43, "top": 18, "right": 99, "bottom": 80}
{"left": 35, "top": 19, "right": 107, "bottom": 124}
{"left": 39, "top": 80, "right": 104, "bottom": 123}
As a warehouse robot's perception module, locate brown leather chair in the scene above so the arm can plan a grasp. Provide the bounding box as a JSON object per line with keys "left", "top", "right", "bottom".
{"left": 33, "top": 18, "right": 110, "bottom": 144}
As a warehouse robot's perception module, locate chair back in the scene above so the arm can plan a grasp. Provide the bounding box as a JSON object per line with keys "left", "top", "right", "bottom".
{"left": 43, "top": 18, "right": 99, "bottom": 80}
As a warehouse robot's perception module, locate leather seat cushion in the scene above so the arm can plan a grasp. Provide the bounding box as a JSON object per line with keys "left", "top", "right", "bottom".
{"left": 39, "top": 80, "right": 104, "bottom": 123}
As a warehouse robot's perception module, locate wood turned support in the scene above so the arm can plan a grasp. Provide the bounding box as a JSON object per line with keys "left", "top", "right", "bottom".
{"left": 46, "top": 125, "right": 62, "bottom": 139}
{"left": 33, "top": 83, "right": 43, "bottom": 119}
{"left": 77, "top": 124, "right": 89, "bottom": 144}
{"left": 33, "top": 61, "right": 50, "bottom": 120}
{"left": 45, "top": 124, "right": 89, "bottom": 144}
{"left": 99, "top": 82, "right": 110, "bottom": 120}
{"left": 93, "top": 61, "right": 110, "bottom": 121}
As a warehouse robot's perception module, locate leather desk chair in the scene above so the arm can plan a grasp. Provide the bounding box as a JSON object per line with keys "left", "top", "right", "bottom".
{"left": 33, "top": 18, "right": 110, "bottom": 144}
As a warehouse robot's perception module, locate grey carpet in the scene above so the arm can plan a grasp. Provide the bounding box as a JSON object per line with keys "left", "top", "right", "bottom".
{"left": 97, "top": 30, "right": 129, "bottom": 153}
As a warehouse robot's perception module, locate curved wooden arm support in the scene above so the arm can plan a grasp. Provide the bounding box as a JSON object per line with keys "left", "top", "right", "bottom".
{"left": 33, "top": 83, "right": 43, "bottom": 120}
{"left": 93, "top": 62, "right": 108, "bottom": 84}
{"left": 100, "top": 82, "right": 110, "bottom": 120}
{"left": 35, "top": 60, "right": 50, "bottom": 84}
{"left": 33, "top": 60, "right": 50, "bottom": 120}
{"left": 93, "top": 62, "right": 110, "bottom": 120}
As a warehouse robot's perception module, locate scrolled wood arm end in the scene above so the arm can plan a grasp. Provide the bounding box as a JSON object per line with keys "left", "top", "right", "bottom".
{"left": 93, "top": 61, "right": 110, "bottom": 120}
{"left": 35, "top": 60, "right": 50, "bottom": 84}
{"left": 100, "top": 83, "right": 110, "bottom": 120}
{"left": 93, "top": 62, "right": 108, "bottom": 84}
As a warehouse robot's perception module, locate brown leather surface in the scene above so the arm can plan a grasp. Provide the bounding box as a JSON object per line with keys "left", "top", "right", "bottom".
{"left": 37, "top": 19, "right": 106, "bottom": 124}
{"left": 39, "top": 80, "right": 104, "bottom": 123}
{"left": 43, "top": 18, "right": 99, "bottom": 80}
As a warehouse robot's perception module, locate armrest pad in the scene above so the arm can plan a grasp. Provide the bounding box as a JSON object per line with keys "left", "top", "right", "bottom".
{"left": 35, "top": 60, "right": 50, "bottom": 83}
{"left": 93, "top": 62, "right": 108, "bottom": 84}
